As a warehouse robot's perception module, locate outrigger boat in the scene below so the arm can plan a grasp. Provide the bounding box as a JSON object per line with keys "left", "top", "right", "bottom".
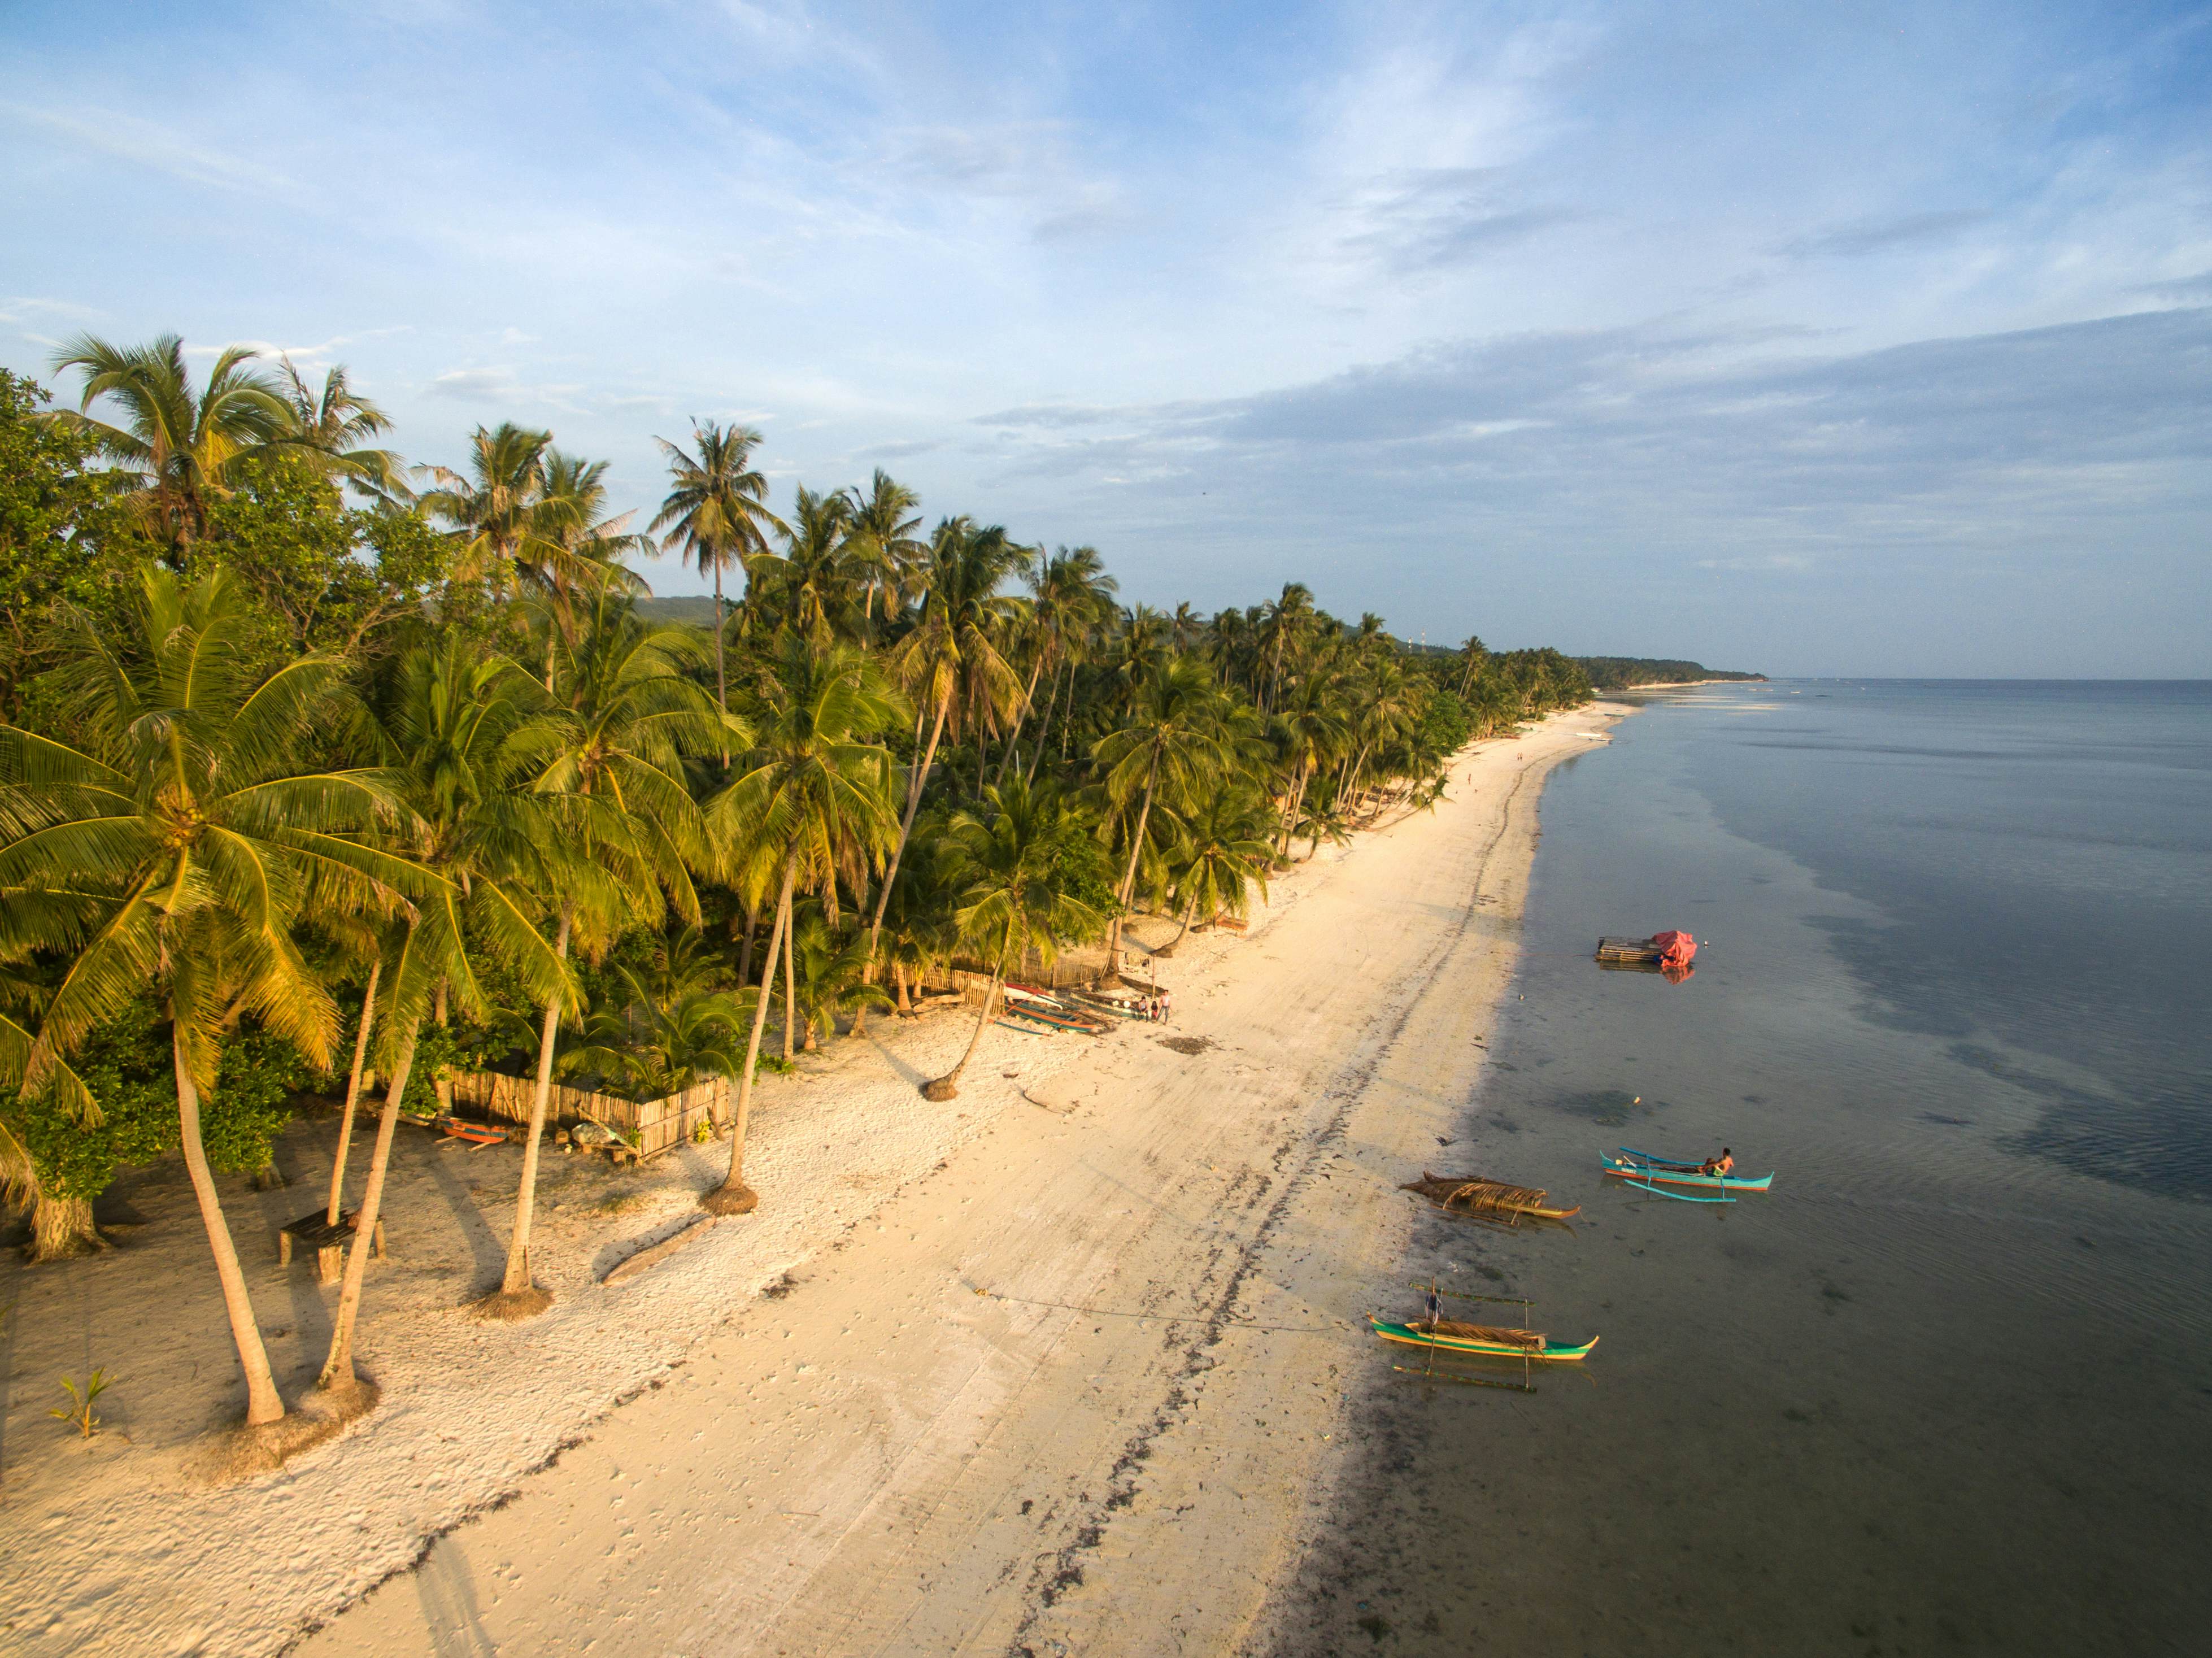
{"left": 1601, "top": 1145, "right": 1774, "bottom": 1204}
{"left": 1399, "top": 1172, "right": 1581, "bottom": 1222}
{"left": 1370, "top": 1317, "right": 1600, "bottom": 1362}
{"left": 1373, "top": 1280, "right": 1598, "bottom": 1392}
{"left": 998, "top": 984, "right": 1111, "bottom": 1035}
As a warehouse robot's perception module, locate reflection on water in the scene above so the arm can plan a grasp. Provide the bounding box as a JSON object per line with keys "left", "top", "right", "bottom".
{"left": 1274, "top": 681, "right": 2212, "bottom": 1656}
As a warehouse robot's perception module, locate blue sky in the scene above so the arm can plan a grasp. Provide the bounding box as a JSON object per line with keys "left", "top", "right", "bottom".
{"left": 4, "top": 1, "right": 2208, "bottom": 675}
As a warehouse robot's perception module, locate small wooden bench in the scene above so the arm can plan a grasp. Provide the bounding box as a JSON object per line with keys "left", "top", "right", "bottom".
{"left": 277, "top": 1209, "right": 387, "bottom": 1284}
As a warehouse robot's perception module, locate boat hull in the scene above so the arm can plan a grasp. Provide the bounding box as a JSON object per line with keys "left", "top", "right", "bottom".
{"left": 1600, "top": 1156, "right": 1773, "bottom": 1191}
{"left": 1370, "top": 1318, "right": 1599, "bottom": 1361}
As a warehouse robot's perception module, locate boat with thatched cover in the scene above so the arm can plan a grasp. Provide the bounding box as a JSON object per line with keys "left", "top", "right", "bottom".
{"left": 1399, "top": 1172, "right": 1581, "bottom": 1221}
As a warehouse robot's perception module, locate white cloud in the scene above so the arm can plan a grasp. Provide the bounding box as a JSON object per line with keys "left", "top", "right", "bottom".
{"left": 1, "top": 101, "right": 306, "bottom": 201}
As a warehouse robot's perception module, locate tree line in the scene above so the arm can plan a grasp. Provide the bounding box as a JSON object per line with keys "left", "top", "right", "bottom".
{"left": 0, "top": 336, "right": 1591, "bottom": 1442}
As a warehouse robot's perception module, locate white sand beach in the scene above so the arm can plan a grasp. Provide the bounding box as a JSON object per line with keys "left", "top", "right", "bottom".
{"left": 0, "top": 703, "right": 1622, "bottom": 1657}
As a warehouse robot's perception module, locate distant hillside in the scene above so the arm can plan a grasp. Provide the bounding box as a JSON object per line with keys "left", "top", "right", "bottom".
{"left": 1573, "top": 656, "right": 1766, "bottom": 689}
{"left": 636, "top": 595, "right": 723, "bottom": 628}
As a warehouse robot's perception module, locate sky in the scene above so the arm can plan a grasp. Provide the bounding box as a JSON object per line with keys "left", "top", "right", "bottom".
{"left": 3, "top": 1, "right": 2209, "bottom": 676}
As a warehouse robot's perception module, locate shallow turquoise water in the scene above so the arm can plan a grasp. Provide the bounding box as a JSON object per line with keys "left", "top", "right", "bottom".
{"left": 1275, "top": 681, "right": 2212, "bottom": 1656}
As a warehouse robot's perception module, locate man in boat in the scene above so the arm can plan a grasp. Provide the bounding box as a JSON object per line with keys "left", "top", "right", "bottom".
{"left": 1699, "top": 1148, "right": 1735, "bottom": 1178}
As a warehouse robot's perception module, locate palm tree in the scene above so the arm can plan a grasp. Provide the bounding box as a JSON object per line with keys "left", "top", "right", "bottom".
{"left": 417, "top": 422, "right": 553, "bottom": 591}
{"left": 1160, "top": 790, "right": 1273, "bottom": 952}
{"left": 1272, "top": 671, "right": 1352, "bottom": 855}
{"left": 870, "top": 520, "right": 1026, "bottom": 959}
{"left": 750, "top": 485, "right": 859, "bottom": 647}
{"left": 47, "top": 333, "right": 295, "bottom": 550}
{"left": 485, "top": 585, "right": 733, "bottom": 1315}
{"left": 278, "top": 358, "right": 407, "bottom": 501}
{"left": 562, "top": 963, "right": 752, "bottom": 1097}
{"left": 651, "top": 422, "right": 785, "bottom": 750}
{"left": 1024, "top": 546, "right": 1118, "bottom": 778}
{"left": 787, "top": 916, "right": 891, "bottom": 1048}
{"left": 841, "top": 469, "right": 925, "bottom": 640}
{"left": 0, "top": 565, "right": 423, "bottom": 1428}
{"left": 1091, "top": 655, "right": 1229, "bottom": 959}
{"left": 317, "top": 639, "right": 572, "bottom": 1394}
{"left": 703, "top": 643, "right": 902, "bottom": 1213}
{"left": 1257, "top": 582, "right": 1315, "bottom": 712}
{"left": 925, "top": 779, "right": 1101, "bottom": 1100}
{"left": 998, "top": 545, "right": 1113, "bottom": 786}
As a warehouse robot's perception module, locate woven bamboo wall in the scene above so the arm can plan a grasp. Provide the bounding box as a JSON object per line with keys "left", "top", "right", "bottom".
{"left": 446, "top": 1072, "right": 730, "bottom": 1162}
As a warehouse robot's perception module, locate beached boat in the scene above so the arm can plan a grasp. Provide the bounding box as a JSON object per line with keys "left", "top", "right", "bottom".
{"left": 1370, "top": 1316, "right": 1599, "bottom": 1361}
{"left": 1068, "top": 986, "right": 1149, "bottom": 1019}
{"left": 1399, "top": 1172, "right": 1581, "bottom": 1220}
{"left": 998, "top": 984, "right": 1111, "bottom": 1034}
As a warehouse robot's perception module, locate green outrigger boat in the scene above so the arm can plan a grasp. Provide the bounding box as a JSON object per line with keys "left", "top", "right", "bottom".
{"left": 1369, "top": 1316, "right": 1600, "bottom": 1362}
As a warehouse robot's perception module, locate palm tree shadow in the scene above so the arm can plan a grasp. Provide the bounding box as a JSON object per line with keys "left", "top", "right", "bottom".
{"left": 413, "top": 1534, "right": 499, "bottom": 1657}
{"left": 863, "top": 1030, "right": 929, "bottom": 1087}
{"left": 407, "top": 1135, "right": 510, "bottom": 1294}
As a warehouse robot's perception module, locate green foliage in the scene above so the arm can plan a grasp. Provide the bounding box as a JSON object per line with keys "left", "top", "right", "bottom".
{"left": 7, "top": 1003, "right": 308, "bottom": 1199}
{"left": 51, "top": 1369, "right": 109, "bottom": 1438}
{"left": 1574, "top": 656, "right": 1765, "bottom": 689}
{"left": 0, "top": 371, "right": 131, "bottom": 719}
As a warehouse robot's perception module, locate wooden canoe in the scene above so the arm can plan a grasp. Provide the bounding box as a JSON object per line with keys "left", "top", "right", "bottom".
{"left": 1371, "top": 1316, "right": 1599, "bottom": 1361}
{"left": 1600, "top": 1154, "right": 1773, "bottom": 1191}
{"left": 1400, "top": 1173, "right": 1580, "bottom": 1220}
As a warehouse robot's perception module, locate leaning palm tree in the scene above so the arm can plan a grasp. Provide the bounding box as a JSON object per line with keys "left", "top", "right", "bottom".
{"left": 703, "top": 642, "right": 902, "bottom": 1214}
{"left": 0, "top": 565, "right": 421, "bottom": 1429}
{"left": 650, "top": 421, "right": 785, "bottom": 752}
{"left": 316, "top": 639, "right": 573, "bottom": 1395}
{"left": 925, "top": 778, "right": 1101, "bottom": 1100}
{"left": 479, "top": 585, "right": 735, "bottom": 1314}
{"left": 1091, "top": 654, "right": 1230, "bottom": 959}
{"left": 47, "top": 333, "right": 296, "bottom": 550}
{"left": 1160, "top": 789, "right": 1273, "bottom": 952}
{"left": 870, "top": 519, "right": 1026, "bottom": 959}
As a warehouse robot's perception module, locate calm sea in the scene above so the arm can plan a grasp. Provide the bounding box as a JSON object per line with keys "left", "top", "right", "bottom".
{"left": 1276, "top": 680, "right": 2212, "bottom": 1656}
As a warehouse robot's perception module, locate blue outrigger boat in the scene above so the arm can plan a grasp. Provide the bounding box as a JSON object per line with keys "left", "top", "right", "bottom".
{"left": 1602, "top": 1146, "right": 1775, "bottom": 1203}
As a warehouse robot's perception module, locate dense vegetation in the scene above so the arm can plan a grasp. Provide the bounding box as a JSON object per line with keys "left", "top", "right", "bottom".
{"left": 0, "top": 339, "right": 1589, "bottom": 1433}
{"left": 1573, "top": 656, "right": 1765, "bottom": 689}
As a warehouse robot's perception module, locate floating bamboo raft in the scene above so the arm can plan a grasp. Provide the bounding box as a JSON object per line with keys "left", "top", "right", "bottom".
{"left": 1595, "top": 935, "right": 1669, "bottom": 963}
{"left": 1399, "top": 1173, "right": 1582, "bottom": 1221}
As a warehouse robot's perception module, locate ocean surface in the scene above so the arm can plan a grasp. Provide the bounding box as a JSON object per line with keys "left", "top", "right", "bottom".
{"left": 1276, "top": 680, "right": 2212, "bottom": 1656}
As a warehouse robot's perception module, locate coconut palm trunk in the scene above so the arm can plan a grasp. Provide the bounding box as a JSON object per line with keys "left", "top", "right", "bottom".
{"left": 712, "top": 563, "right": 730, "bottom": 768}
{"left": 994, "top": 654, "right": 1047, "bottom": 786}
{"left": 867, "top": 699, "right": 948, "bottom": 957}
{"left": 325, "top": 958, "right": 380, "bottom": 1228}
{"left": 174, "top": 1025, "right": 285, "bottom": 1426}
{"left": 489, "top": 906, "right": 573, "bottom": 1313}
{"left": 705, "top": 861, "right": 796, "bottom": 1215}
{"left": 1164, "top": 894, "right": 1199, "bottom": 955}
{"left": 29, "top": 1189, "right": 103, "bottom": 1261}
{"left": 737, "top": 899, "right": 759, "bottom": 984}
{"left": 1278, "top": 767, "right": 1310, "bottom": 857}
{"left": 317, "top": 1024, "right": 416, "bottom": 1396}
{"left": 782, "top": 906, "right": 798, "bottom": 1060}
{"left": 929, "top": 925, "right": 1012, "bottom": 1099}
{"left": 1108, "top": 755, "right": 1160, "bottom": 958}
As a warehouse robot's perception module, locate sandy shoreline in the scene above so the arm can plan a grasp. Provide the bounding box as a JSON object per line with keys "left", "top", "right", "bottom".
{"left": 0, "top": 702, "right": 1624, "bottom": 1657}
